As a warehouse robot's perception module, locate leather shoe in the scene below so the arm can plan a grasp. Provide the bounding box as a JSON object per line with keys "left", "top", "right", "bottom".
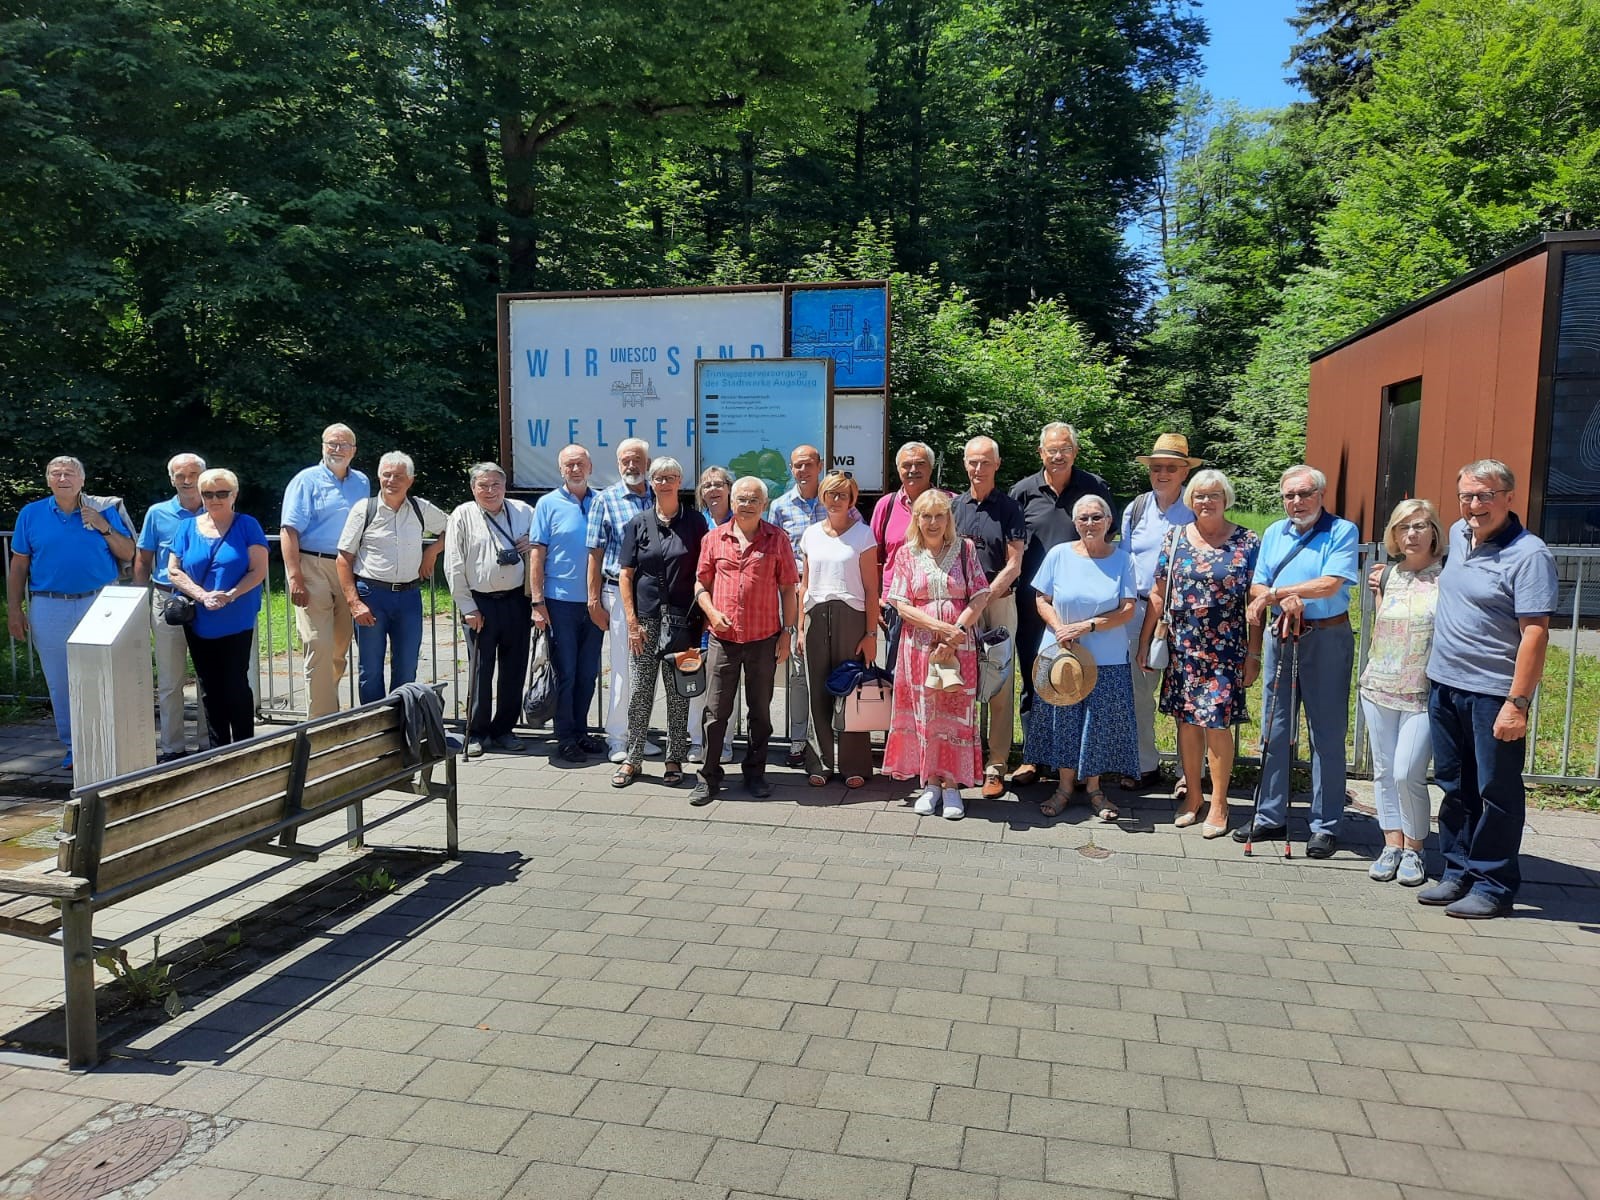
{"left": 490, "top": 733, "right": 527, "bottom": 753}
{"left": 688, "top": 781, "right": 718, "bottom": 807}
{"left": 577, "top": 735, "right": 607, "bottom": 754}
{"left": 1417, "top": 877, "right": 1470, "bottom": 906}
{"left": 556, "top": 742, "right": 588, "bottom": 763}
{"left": 747, "top": 775, "right": 774, "bottom": 799}
{"left": 981, "top": 773, "right": 1006, "bottom": 800}
{"left": 1304, "top": 832, "right": 1338, "bottom": 859}
{"left": 785, "top": 746, "right": 807, "bottom": 770}
{"left": 1230, "top": 821, "right": 1287, "bottom": 843}
{"left": 1445, "top": 891, "right": 1512, "bottom": 920}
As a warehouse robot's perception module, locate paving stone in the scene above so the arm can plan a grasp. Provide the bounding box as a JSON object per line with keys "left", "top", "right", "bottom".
{"left": 1259, "top": 1165, "right": 1401, "bottom": 1199}
{"left": 911, "top": 1164, "right": 1000, "bottom": 1200}
{"left": 695, "top": 1137, "right": 792, "bottom": 1192}
{"left": 839, "top": 1112, "right": 966, "bottom": 1167}
{"left": 759, "top": 1103, "right": 848, "bottom": 1152}
{"left": 1044, "top": 1138, "right": 1176, "bottom": 1197}
{"left": 576, "top": 1121, "right": 715, "bottom": 1181}
{"left": 816, "top": 1071, "right": 936, "bottom": 1119}
{"left": 778, "top": 1148, "right": 915, "bottom": 1200}
{"left": 503, "top": 1162, "right": 606, "bottom": 1200}
{"left": 648, "top": 1087, "right": 774, "bottom": 1141}
{"left": 305, "top": 1136, "right": 417, "bottom": 1189}
{"left": 962, "top": 1128, "right": 1048, "bottom": 1179}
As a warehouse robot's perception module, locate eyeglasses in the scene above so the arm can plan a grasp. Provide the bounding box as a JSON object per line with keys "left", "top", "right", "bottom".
{"left": 1458, "top": 490, "right": 1507, "bottom": 505}
{"left": 201, "top": 489, "right": 233, "bottom": 500}
{"left": 323, "top": 441, "right": 355, "bottom": 452}
{"left": 1075, "top": 513, "right": 1109, "bottom": 523}
{"left": 1397, "top": 520, "right": 1433, "bottom": 534}
{"left": 1042, "top": 449, "right": 1074, "bottom": 460}
{"left": 1189, "top": 493, "right": 1223, "bottom": 504}
{"left": 1281, "top": 488, "right": 1320, "bottom": 501}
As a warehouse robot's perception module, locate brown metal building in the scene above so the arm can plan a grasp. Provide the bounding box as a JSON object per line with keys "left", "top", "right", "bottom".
{"left": 1306, "top": 231, "right": 1600, "bottom": 545}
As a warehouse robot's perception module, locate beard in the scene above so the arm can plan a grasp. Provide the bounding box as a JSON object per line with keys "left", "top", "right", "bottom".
{"left": 621, "top": 471, "right": 646, "bottom": 487}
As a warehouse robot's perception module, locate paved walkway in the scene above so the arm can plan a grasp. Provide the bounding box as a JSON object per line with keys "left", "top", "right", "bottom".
{"left": 0, "top": 727, "right": 1597, "bottom": 1199}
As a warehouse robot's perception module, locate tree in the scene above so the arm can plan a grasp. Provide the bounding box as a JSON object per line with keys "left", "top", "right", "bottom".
{"left": 1286, "top": 0, "right": 1415, "bottom": 113}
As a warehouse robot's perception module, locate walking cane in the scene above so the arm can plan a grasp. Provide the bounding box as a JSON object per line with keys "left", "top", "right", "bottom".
{"left": 1245, "top": 617, "right": 1301, "bottom": 859}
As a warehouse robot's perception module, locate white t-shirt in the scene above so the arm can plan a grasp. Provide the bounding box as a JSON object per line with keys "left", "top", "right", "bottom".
{"left": 800, "top": 521, "right": 878, "bottom": 611}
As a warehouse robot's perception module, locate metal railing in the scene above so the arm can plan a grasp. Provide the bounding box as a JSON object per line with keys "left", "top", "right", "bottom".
{"left": 4, "top": 531, "right": 1598, "bottom": 787}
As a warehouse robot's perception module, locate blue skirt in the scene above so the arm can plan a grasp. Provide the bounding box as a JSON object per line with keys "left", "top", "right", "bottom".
{"left": 1022, "top": 662, "right": 1139, "bottom": 779}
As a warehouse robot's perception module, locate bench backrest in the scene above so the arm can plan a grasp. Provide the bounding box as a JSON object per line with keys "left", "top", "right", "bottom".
{"left": 60, "top": 700, "right": 425, "bottom": 898}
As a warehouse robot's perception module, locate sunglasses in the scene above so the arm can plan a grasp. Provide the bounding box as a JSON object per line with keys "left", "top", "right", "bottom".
{"left": 322, "top": 441, "right": 355, "bottom": 452}
{"left": 201, "top": 489, "right": 233, "bottom": 500}
{"left": 1281, "top": 488, "right": 1320, "bottom": 501}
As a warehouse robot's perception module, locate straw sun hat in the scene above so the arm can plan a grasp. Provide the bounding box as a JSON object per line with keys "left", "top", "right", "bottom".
{"left": 1135, "top": 433, "right": 1204, "bottom": 468}
{"left": 1032, "top": 641, "right": 1097, "bottom": 707}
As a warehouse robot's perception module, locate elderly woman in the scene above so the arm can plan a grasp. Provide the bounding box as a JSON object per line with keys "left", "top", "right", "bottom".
{"left": 689, "top": 465, "right": 735, "bottom": 763}
{"left": 167, "top": 469, "right": 269, "bottom": 746}
{"left": 1026, "top": 494, "right": 1138, "bottom": 822}
{"left": 871, "top": 441, "right": 941, "bottom": 673}
{"left": 5, "top": 456, "right": 135, "bottom": 767}
{"left": 799, "top": 471, "right": 881, "bottom": 788}
{"left": 1137, "top": 469, "right": 1261, "bottom": 835}
{"left": 884, "top": 489, "right": 990, "bottom": 819}
{"left": 1359, "top": 499, "right": 1445, "bottom": 886}
{"left": 615, "top": 458, "right": 706, "bottom": 787}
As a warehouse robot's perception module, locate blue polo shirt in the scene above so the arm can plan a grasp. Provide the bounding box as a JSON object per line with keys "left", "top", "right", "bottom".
{"left": 1252, "top": 510, "right": 1360, "bottom": 620}
{"left": 137, "top": 497, "right": 203, "bottom": 588}
{"left": 530, "top": 485, "right": 595, "bottom": 603}
{"left": 280, "top": 463, "right": 370, "bottom": 554}
{"left": 171, "top": 516, "right": 270, "bottom": 639}
{"left": 12, "top": 497, "right": 130, "bottom": 594}
{"left": 1428, "top": 514, "right": 1558, "bottom": 697}
{"left": 1121, "top": 491, "right": 1196, "bottom": 596}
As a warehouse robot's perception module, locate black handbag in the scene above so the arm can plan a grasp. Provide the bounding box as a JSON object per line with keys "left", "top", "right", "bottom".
{"left": 656, "top": 605, "right": 703, "bottom": 657}
{"left": 163, "top": 524, "right": 231, "bottom": 625}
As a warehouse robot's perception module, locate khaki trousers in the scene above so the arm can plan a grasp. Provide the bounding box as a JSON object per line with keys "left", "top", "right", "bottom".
{"left": 978, "top": 593, "right": 1017, "bottom": 772}
{"left": 295, "top": 554, "right": 352, "bottom": 717}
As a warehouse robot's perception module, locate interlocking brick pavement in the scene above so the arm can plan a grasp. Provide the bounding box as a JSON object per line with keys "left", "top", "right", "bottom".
{"left": 0, "top": 743, "right": 1594, "bottom": 1199}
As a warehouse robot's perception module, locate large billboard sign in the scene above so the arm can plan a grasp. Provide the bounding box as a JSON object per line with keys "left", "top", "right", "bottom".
{"left": 500, "top": 283, "right": 888, "bottom": 491}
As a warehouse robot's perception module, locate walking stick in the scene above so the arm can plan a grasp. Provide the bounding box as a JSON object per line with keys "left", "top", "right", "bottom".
{"left": 1245, "top": 619, "right": 1301, "bottom": 859}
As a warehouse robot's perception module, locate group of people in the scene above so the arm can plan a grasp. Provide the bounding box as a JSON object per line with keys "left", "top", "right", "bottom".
{"left": 4, "top": 423, "right": 1555, "bottom": 919}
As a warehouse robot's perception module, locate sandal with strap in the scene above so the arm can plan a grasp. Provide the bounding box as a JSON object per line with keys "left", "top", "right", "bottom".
{"left": 1090, "top": 789, "right": 1119, "bottom": 822}
{"left": 1039, "top": 786, "right": 1073, "bottom": 819}
{"left": 611, "top": 763, "right": 639, "bottom": 788}
{"left": 662, "top": 762, "right": 684, "bottom": 785}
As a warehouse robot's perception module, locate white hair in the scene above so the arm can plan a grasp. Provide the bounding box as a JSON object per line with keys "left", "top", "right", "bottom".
{"left": 1071, "top": 493, "right": 1111, "bottom": 520}
{"left": 616, "top": 437, "right": 650, "bottom": 459}
{"left": 1279, "top": 464, "right": 1326, "bottom": 492}
{"left": 1183, "top": 468, "right": 1236, "bottom": 509}
{"left": 46, "top": 455, "right": 85, "bottom": 477}
{"left": 1459, "top": 459, "right": 1514, "bottom": 490}
{"left": 468, "top": 461, "right": 506, "bottom": 484}
{"left": 378, "top": 451, "right": 415, "bottom": 477}
{"left": 895, "top": 441, "right": 935, "bottom": 467}
{"left": 963, "top": 436, "right": 999, "bottom": 460}
{"left": 1039, "top": 422, "right": 1078, "bottom": 450}
{"left": 732, "top": 475, "right": 770, "bottom": 504}
{"left": 167, "top": 453, "right": 206, "bottom": 478}
{"left": 649, "top": 456, "right": 685, "bottom": 481}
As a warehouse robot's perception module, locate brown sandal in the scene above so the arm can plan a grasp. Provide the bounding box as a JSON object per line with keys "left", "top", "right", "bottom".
{"left": 1039, "top": 786, "right": 1072, "bottom": 818}
{"left": 1090, "top": 789, "right": 1119, "bottom": 822}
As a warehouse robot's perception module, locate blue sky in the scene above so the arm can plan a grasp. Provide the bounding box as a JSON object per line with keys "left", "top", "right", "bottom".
{"left": 1195, "top": 0, "right": 1306, "bottom": 110}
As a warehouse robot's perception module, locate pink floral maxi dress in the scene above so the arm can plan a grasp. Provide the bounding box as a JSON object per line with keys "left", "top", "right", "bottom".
{"left": 883, "top": 539, "right": 990, "bottom": 786}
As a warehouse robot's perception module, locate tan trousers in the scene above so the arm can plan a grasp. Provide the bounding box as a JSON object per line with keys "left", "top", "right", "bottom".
{"left": 979, "top": 593, "right": 1017, "bottom": 772}
{"left": 295, "top": 554, "right": 352, "bottom": 717}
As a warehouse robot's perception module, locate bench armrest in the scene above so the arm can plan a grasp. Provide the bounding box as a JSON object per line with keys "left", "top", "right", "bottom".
{"left": 0, "top": 862, "right": 90, "bottom": 900}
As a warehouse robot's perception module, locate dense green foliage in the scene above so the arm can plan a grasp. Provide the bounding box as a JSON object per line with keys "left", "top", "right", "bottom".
{"left": 1, "top": 0, "right": 1200, "bottom": 518}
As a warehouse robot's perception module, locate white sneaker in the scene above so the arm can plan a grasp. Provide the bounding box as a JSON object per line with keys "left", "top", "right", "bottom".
{"left": 1395, "top": 849, "right": 1426, "bottom": 887}
{"left": 941, "top": 787, "right": 965, "bottom": 820}
{"left": 687, "top": 745, "right": 705, "bottom": 763}
{"left": 1369, "top": 846, "right": 1402, "bottom": 882}
{"left": 913, "top": 787, "right": 939, "bottom": 816}
{"left": 721, "top": 741, "right": 735, "bottom": 763}
{"left": 643, "top": 740, "right": 663, "bottom": 758}
{"left": 608, "top": 744, "right": 627, "bottom": 764}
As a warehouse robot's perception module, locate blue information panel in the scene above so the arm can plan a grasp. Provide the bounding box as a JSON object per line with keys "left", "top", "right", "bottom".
{"left": 789, "top": 286, "right": 888, "bottom": 390}
{"left": 695, "top": 359, "right": 833, "bottom": 500}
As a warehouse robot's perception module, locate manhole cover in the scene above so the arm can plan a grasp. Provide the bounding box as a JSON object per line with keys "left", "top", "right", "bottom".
{"left": 32, "top": 1118, "right": 188, "bottom": 1200}
{"left": 0, "top": 1103, "right": 236, "bottom": 1200}
{"left": 1077, "top": 843, "right": 1112, "bottom": 859}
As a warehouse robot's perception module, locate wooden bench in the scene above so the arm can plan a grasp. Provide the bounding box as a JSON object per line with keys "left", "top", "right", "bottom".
{"left": 0, "top": 693, "right": 458, "bottom": 1068}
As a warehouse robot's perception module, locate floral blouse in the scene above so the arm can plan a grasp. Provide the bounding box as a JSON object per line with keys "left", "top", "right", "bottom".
{"left": 1359, "top": 561, "right": 1443, "bottom": 712}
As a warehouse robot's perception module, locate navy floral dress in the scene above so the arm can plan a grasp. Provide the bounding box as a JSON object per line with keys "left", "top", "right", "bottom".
{"left": 1154, "top": 524, "right": 1260, "bottom": 729}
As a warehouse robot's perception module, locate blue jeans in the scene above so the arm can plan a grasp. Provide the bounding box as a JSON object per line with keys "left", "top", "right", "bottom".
{"left": 1429, "top": 682, "right": 1526, "bottom": 902}
{"left": 546, "top": 598, "right": 602, "bottom": 744}
{"left": 1255, "top": 621, "right": 1353, "bottom": 836}
{"left": 353, "top": 583, "right": 424, "bottom": 704}
{"left": 29, "top": 592, "right": 98, "bottom": 751}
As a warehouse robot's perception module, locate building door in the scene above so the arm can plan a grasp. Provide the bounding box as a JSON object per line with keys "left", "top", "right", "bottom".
{"left": 1376, "top": 378, "right": 1422, "bottom": 526}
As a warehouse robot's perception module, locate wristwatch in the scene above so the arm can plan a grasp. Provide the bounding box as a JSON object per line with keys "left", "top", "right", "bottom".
{"left": 1509, "top": 695, "right": 1531, "bottom": 713}
{"left": 783, "top": 625, "right": 797, "bottom": 636}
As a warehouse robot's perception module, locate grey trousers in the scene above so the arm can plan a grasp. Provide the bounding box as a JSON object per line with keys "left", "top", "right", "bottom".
{"left": 802, "top": 600, "right": 874, "bottom": 780}
{"left": 1255, "top": 620, "right": 1354, "bottom": 836}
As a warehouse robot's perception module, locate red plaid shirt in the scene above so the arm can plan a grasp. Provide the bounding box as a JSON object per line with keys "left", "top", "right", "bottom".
{"left": 696, "top": 518, "right": 799, "bottom": 643}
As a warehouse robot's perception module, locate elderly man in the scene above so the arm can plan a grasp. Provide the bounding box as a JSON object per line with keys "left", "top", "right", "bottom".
{"left": 871, "top": 441, "right": 943, "bottom": 673}
{"left": 1236, "top": 465, "right": 1360, "bottom": 857}
{"left": 336, "top": 452, "right": 449, "bottom": 705}
{"left": 1120, "top": 434, "right": 1200, "bottom": 790}
{"left": 281, "top": 424, "right": 370, "bottom": 717}
{"left": 769, "top": 444, "right": 827, "bottom": 769}
{"left": 587, "top": 438, "right": 657, "bottom": 762}
{"left": 445, "top": 463, "right": 535, "bottom": 757}
{"left": 1418, "top": 461, "right": 1556, "bottom": 919}
{"left": 952, "top": 436, "right": 1027, "bottom": 799}
{"left": 689, "top": 476, "right": 801, "bottom": 806}
{"left": 6, "top": 456, "right": 135, "bottom": 768}
{"left": 1008, "top": 421, "right": 1114, "bottom": 785}
{"left": 531, "top": 445, "right": 605, "bottom": 762}
{"left": 135, "top": 452, "right": 208, "bottom": 761}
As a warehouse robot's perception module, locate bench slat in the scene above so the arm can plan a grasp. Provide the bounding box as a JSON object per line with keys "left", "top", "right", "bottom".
{"left": 0, "top": 894, "right": 63, "bottom": 938}
{"left": 0, "top": 859, "right": 88, "bottom": 900}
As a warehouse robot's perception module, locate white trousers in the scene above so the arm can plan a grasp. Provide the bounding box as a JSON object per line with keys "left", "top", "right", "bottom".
{"left": 1360, "top": 697, "right": 1433, "bottom": 842}
{"left": 1128, "top": 598, "right": 1161, "bottom": 775}
{"left": 601, "top": 583, "right": 631, "bottom": 744}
